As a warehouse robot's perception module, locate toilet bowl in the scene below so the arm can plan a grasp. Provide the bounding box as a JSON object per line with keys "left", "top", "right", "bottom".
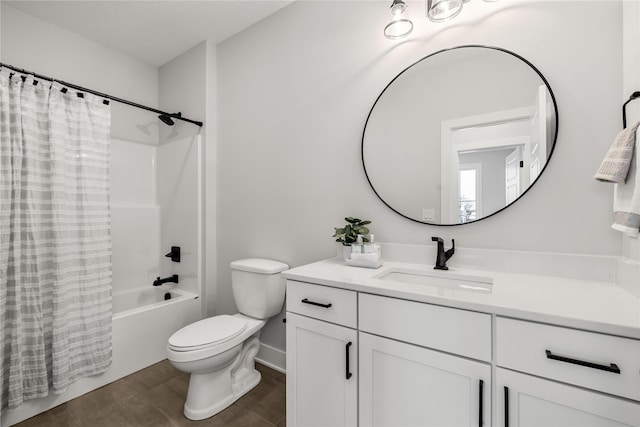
{"left": 166, "top": 258, "right": 288, "bottom": 421}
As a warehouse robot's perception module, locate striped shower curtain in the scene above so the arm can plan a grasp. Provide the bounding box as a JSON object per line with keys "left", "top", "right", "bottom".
{"left": 0, "top": 70, "right": 112, "bottom": 412}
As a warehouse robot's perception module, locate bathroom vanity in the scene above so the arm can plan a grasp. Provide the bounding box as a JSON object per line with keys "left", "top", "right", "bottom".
{"left": 283, "top": 255, "right": 640, "bottom": 427}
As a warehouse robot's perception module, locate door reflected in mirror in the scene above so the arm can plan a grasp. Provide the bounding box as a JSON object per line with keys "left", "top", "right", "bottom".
{"left": 362, "top": 46, "right": 558, "bottom": 225}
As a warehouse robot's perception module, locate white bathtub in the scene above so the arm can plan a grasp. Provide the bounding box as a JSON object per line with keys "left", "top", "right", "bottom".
{"left": 2, "top": 286, "right": 201, "bottom": 427}
{"left": 113, "top": 286, "right": 195, "bottom": 317}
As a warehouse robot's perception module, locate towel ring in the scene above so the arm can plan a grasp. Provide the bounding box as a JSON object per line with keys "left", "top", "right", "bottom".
{"left": 622, "top": 91, "right": 640, "bottom": 128}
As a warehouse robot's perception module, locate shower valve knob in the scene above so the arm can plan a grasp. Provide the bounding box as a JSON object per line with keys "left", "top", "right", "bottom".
{"left": 165, "top": 246, "right": 181, "bottom": 263}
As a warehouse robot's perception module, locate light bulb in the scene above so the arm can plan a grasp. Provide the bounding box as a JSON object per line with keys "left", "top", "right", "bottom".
{"left": 390, "top": 0, "right": 407, "bottom": 15}
{"left": 427, "top": 0, "right": 465, "bottom": 22}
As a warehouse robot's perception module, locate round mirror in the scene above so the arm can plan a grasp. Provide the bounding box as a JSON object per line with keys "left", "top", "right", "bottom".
{"left": 362, "top": 45, "right": 558, "bottom": 225}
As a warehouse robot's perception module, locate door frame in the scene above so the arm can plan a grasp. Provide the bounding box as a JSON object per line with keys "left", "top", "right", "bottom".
{"left": 441, "top": 107, "right": 534, "bottom": 223}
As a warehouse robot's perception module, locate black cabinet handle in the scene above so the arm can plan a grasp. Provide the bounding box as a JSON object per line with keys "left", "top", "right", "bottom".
{"left": 301, "top": 298, "right": 332, "bottom": 309}
{"left": 545, "top": 349, "right": 621, "bottom": 374}
{"left": 504, "top": 386, "right": 509, "bottom": 427}
{"left": 345, "top": 341, "right": 353, "bottom": 380}
{"left": 478, "top": 379, "right": 484, "bottom": 427}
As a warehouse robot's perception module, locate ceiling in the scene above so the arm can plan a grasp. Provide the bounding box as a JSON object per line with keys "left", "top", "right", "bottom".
{"left": 5, "top": 0, "right": 294, "bottom": 67}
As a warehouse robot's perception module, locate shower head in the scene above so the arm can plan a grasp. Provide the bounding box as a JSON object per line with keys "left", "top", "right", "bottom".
{"left": 158, "top": 112, "right": 182, "bottom": 126}
{"left": 158, "top": 114, "right": 174, "bottom": 126}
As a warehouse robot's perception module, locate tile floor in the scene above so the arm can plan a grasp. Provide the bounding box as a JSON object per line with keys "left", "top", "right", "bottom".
{"left": 14, "top": 361, "right": 286, "bottom": 427}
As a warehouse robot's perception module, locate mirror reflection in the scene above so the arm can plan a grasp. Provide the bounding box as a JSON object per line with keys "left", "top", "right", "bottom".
{"left": 362, "top": 46, "right": 558, "bottom": 225}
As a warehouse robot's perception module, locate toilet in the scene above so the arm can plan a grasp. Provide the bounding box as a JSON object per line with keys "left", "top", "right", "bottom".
{"left": 166, "top": 258, "right": 288, "bottom": 420}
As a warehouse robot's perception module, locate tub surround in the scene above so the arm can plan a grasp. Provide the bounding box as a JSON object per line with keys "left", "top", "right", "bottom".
{"left": 284, "top": 243, "right": 640, "bottom": 339}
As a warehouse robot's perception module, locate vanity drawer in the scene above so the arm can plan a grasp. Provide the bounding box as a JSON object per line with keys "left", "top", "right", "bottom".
{"left": 359, "top": 293, "right": 492, "bottom": 361}
{"left": 286, "top": 280, "right": 357, "bottom": 328}
{"left": 497, "top": 317, "right": 640, "bottom": 401}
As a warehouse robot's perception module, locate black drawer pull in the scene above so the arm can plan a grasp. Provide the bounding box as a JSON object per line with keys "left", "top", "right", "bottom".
{"left": 301, "top": 298, "right": 332, "bottom": 309}
{"left": 478, "top": 379, "right": 484, "bottom": 427}
{"left": 504, "top": 386, "right": 509, "bottom": 427}
{"left": 346, "top": 341, "right": 353, "bottom": 380}
{"left": 545, "top": 350, "right": 621, "bottom": 374}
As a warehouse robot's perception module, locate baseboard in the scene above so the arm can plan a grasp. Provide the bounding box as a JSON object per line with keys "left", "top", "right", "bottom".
{"left": 256, "top": 343, "right": 286, "bottom": 374}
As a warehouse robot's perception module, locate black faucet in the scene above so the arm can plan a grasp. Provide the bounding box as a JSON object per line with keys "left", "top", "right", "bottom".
{"left": 153, "top": 274, "right": 179, "bottom": 287}
{"left": 432, "top": 237, "right": 455, "bottom": 270}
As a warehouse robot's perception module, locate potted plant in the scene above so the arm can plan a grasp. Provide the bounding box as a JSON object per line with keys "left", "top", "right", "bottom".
{"left": 333, "top": 217, "right": 371, "bottom": 259}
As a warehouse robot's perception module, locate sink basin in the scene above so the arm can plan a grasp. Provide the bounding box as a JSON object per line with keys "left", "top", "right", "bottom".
{"left": 374, "top": 267, "right": 493, "bottom": 292}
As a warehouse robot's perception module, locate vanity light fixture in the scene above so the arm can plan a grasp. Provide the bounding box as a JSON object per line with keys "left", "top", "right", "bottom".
{"left": 384, "top": 0, "right": 414, "bottom": 40}
{"left": 385, "top": 0, "right": 498, "bottom": 39}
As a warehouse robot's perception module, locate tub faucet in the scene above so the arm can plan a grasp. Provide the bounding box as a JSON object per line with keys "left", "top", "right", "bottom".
{"left": 153, "top": 274, "right": 179, "bottom": 286}
{"left": 432, "top": 237, "right": 455, "bottom": 270}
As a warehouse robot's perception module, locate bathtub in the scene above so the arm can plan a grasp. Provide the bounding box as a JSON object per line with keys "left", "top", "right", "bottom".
{"left": 2, "top": 286, "right": 201, "bottom": 427}
{"left": 113, "top": 286, "right": 195, "bottom": 318}
{"left": 111, "top": 286, "right": 200, "bottom": 367}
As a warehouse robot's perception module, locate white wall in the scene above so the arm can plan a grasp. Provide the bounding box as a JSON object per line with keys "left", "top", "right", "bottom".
{"left": 159, "top": 42, "right": 209, "bottom": 314}
{"left": 205, "top": 42, "right": 218, "bottom": 318}
{"left": 622, "top": 0, "right": 640, "bottom": 262}
{"left": 159, "top": 42, "right": 206, "bottom": 144}
{"left": 217, "top": 1, "right": 624, "bottom": 361}
{"left": 1, "top": 4, "right": 159, "bottom": 145}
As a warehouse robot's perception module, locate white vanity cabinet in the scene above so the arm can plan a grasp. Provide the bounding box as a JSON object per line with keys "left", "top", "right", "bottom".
{"left": 496, "top": 317, "right": 640, "bottom": 427}
{"left": 286, "top": 281, "right": 358, "bottom": 427}
{"left": 359, "top": 293, "right": 492, "bottom": 427}
{"left": 497, "top": 369, "right": 640, "bottom": 427}
{"left": 283, "top": 259, "right": 640, "bottom": 427}
{"left": 286, "top": 280, "right": 492, "bottom": 427}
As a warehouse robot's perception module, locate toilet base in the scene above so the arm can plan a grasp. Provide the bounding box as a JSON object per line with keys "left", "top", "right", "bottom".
{"left": 184, "top": 369, "right": 261, "bottom": 420}
{"left": 183, "top": 335, "right": 263, "bottom": 421}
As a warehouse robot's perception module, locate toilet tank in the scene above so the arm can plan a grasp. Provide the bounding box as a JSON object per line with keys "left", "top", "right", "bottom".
{"left": 230, "top": 258, "right": 289, "bottom": 319}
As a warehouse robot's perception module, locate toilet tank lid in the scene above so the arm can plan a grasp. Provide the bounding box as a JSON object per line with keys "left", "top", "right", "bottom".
{"left": 230, "top": 258, "right": 289, "bottom": 274}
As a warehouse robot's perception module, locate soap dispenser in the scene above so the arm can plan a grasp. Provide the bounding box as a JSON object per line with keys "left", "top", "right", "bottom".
{"left": 351, "top": 234, "right": 365, "bottom": 255}
{"left": 364, "top": 234, "right": 382, "bottom": 259}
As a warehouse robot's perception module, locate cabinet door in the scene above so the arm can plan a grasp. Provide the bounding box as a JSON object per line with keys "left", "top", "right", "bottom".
{"left": 359, "top": 332, "right": 490, "bottom": 427}
{"left": 286, "top": 312, "right": 357, "bottom": 427}
{"left": 497, "top": 368, "right": 640, "bottom": 427}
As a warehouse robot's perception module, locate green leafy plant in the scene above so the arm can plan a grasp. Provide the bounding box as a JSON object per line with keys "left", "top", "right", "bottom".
{"left": 333, "top": 217, "right": 371, "bottom": 245}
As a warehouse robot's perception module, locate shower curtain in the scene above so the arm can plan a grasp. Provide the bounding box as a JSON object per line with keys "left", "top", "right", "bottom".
{"left": 0, "top": 70, "right": 112, "bottom": 412}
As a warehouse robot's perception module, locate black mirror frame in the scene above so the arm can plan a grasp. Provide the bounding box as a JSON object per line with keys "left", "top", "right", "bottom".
{"left": 361, "top": 45, "right": 559, "bottom": 226}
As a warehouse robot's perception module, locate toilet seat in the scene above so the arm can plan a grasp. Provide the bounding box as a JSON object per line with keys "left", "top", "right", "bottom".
{"left": 167, "top": 314, "right": 265, "bottom": 364}
{"left": 168, "top": 315, "right": 248, "bottom": 352}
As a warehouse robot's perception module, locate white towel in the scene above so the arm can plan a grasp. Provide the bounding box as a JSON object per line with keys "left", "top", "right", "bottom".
{"left": 612, "top": 127, "right": 640, "bottom": 236}
{"left": 594, "top": 121, "right": 640, "bottom": 183}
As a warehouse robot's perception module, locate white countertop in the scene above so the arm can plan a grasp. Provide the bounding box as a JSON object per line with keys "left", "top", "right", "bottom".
{"left": 283, "top": 258, "right": 640, "bottom": 340}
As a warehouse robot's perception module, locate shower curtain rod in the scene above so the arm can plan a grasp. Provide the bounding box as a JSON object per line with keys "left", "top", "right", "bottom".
{"left": 0, "top": 61, "right": 203, "bottom": 127}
